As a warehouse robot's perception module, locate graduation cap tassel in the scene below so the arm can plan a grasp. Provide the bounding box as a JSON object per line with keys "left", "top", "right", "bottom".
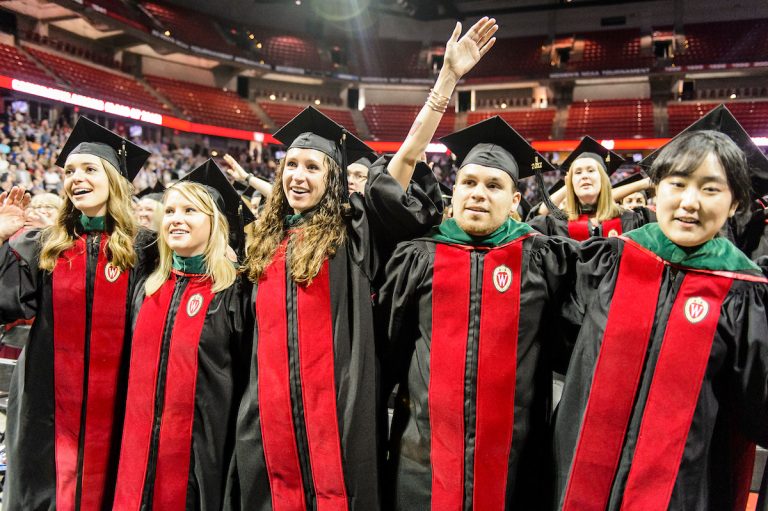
{"left": 535, "top": 169, "right": 568, "bottom": 221}
{"left": 340, "top": 130, "right": 349, "bottom": 201}
{"left": 237, "top": 202, "right": 246, "bottom": 262}
{"left": 120, "top": 140, "right": 128, "bottom": 178}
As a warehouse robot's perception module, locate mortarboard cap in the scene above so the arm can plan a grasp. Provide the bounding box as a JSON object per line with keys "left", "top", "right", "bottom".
{"left": 350, "top": 153, "right": 378, "bottom": 169}
{"left": 440, "top": 116, "right": 555, "bottom": 182}
{"left": 274, "top": 106, "right": 372, "bottom": 170}
{"left": 56, "top": 116, "right": 150, "bottom": 181}
{"left": 560, "top": 136, "right": 625, "bottom": 176}
{"left": 641, "top": 104, "right": 768, "bottom": 199}
{"left": 273, "top": 106, "right": 374, "bottom": 200}
{"left": 177, "top": 158, "right": 256, "bottom": 251}
{"left": 136, "top": 181, "right": 166, "bottom": 202}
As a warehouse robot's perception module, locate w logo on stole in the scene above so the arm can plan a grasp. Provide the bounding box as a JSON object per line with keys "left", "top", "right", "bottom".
{"left": 493, "top": 265, "right": 513, "bottom": 293}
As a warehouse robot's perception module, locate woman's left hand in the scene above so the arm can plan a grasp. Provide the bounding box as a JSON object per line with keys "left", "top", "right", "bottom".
{"left": 442, "top": 16, "right": 498, "bottom": 81}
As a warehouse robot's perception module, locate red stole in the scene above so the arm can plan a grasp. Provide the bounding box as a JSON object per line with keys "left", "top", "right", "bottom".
{"left": 567, "top": 214, "right": 623, "bottom": 241}
{"left": 113, "top": 273, "right": 215, "bottom": 511}
{"left": 256, "top": 242, "right": 349, "bottom": 511}
{"left": 563, "top": 240, "right": 735, "bottom": 511}
{"left": 429, "top": 237, "right": 528, "bottom": 510}
{"left": 52, "top": 235, "right": 129, "bottom": 511}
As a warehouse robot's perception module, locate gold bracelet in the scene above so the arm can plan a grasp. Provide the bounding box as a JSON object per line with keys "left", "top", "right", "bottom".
{"left": 426, "top": 89, "right": 450, "bottom": 113}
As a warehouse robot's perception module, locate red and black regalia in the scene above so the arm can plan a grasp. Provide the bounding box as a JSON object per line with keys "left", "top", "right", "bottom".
{"left": 378, "top": 117, "right": 578, "bottom": 511}
{"left": 1, "top": 117, "right": 154, "bottom": 511}
{"left": 225, "top": 107, "right": 442, "bottom": 511}
{"left": 112, "top": 159, "right": 255, "bottom": 510}
{"left": 553, "top": 223, "right": 768, "bottom": 511}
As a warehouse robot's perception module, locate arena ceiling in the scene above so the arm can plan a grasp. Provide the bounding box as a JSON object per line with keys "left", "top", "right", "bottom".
{"left": 167, "top": 0, "right": 663, "bottom": 22}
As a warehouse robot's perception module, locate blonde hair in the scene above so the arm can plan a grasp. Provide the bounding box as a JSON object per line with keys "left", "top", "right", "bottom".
{"left": 137, "top": 197, "right": 164, "bottom": 231}
{"left": 39, "top": 159, "right": 137, "bottom": 271}
{"left": 245, "top": 155, "right": 348, "bottom": 285}
{"left": 144, "top": 182, "right": 237, "bottom": 295}
{"left": 564, "top": 160, "right": 624, "bottom": 222}
{"left": 30, "top": 193, "right": 63, "bottom": 210}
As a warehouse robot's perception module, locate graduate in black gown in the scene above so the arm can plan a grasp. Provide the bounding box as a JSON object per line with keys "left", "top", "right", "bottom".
{"left": 226, "top": 17, "right": 498, "bottom": 511}
{"left": 378, "top": 116, "right": 579, "bottom": 511}
{"left": 0, "top": 117, "right": 155, "bottom": 511}
{"left": 552, "top": 113, "right": 768, "bottom": 511}
{"left": 528, "top": 136, "right": 654, "bottom": 239}
{"left": 113, "top": 159, "right": 254, "bottom": 510}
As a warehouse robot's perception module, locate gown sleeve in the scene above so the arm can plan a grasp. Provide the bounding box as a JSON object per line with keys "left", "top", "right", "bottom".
{"left": 528, "top": 235, "right": 582, "bottom": 370}
{"left": 723, "top": 281, "right": 768, "bottom": 445}
{"left": 0, "top": 229, "right": 43, "bottom": 323}
{"left": 347, "top": 156, "right": 442, "bottom": 282}
{"left": 620, "top": 206, "right": 656, "bottom": 233}
{"left": 558, "top": 237, "right": 621, "bottom": 335}
{"left": 375, "top": 241, "right": 431, "bottom": 394}
{"left": 527, "top": 213, "right": 558, "bottom": 236}
{"left": 363, "top": 156, "right": 443, "bottom": 246}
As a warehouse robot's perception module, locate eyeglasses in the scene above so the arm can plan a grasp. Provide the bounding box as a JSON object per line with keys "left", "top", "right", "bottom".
{"left": 347, "top": 172, "right": 368, "bottom": 183}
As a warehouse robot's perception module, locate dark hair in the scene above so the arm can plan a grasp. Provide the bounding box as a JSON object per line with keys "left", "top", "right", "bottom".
{"left": 649, "top": 130, "right": 752, "bottom": 213}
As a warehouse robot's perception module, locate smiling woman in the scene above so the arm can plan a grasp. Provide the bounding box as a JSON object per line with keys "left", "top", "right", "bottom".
{"left": 551, "top": 121, "right": 768, "bottom": 511}
{"left": 113, "top": 160, "right": 252, "bottom": 511}
{"left": 0, "top": 117, "right": 159, "bottom": 511}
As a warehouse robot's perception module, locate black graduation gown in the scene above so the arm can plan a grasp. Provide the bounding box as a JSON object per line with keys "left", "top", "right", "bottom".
{"left": 0, "top": 227, "right": 156, "bottom": 511}
{"left": 226, "top": 159, "right": 442, "bottom": 511}
{"left": 730, "top": 206, "right": 768, "bottom": 261}
{"left": 528, "top": 207, "right": 654, "bottom": 240}
{"left": 553, "top": 236, "right": 768, "bottom": 511}
{"left": 377, "top": 232, "right": 579, "bottom": 510}
{"left": 113, "top": 272, "right": 251, "bottom": 511}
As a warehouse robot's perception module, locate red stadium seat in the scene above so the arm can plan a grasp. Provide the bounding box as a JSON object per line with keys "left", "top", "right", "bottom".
{"left": 668, "top": 101, "right": 768, "bottom": 137}
{"left": 26, "top": 47, "right": 168, "bottom": 113}
{"left": 467, "top": 108, "right": 556, "bottom": 141}
{"left": 258, "top": 102, "right": 358, "bottom": 134}
{"left": 146, "top": 75, "right": 267, "bottom": 130}
{"left": 362, "top": 104, "right": 455, "bottom": 141}
{"left": 0, "top": 44, "right": 59, "bottom": 87}
{"left": 565, "top": 99, "right": 654, "bottom": 139}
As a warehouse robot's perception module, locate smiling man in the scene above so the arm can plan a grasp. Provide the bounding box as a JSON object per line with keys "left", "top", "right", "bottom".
{"left": 378, "top": 116, "right": 579, "bottom": 510}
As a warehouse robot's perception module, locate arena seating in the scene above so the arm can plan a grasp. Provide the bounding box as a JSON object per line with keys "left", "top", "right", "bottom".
{"left": 675, "top": 18, "right": 768, "bottom": 65}
{"left": 146, "top": 75, "right": 266, "bottom": 130}
{"left": 256, "top": 30, "right": 329, "bottom": 72}
{"left": 0, "top": 43, "right": 59, "bottom": 87}
{"left": 354, "top": 39, "right": 432, "bottom": 78}
{"left": 26, "top": 47, "right": 168, "bottom": 113}
{"left": 362, "top": 104, "right": 456, "bottom": 141}
{"left": 565, "top": 99, "right": 654, "bottom": 139}
{"left": 569, "top": 29, "right": 653, "bottom": 71}
{"left": 258, "top": 102, "right": 358, "bottom": 134}
{"left": 143, "top": 2, "right": 237, "bottom": 54}
{"left": 25, "top": 31, "right": 122, "bottom": 70}
{"left": 469, "top": 35, "right": 550, "bottom": 79}
{"left": 467, "top": 108, "right": 556, "bottom": 140}
{"left": 668, "top": 101, "right": 768, "bottom": 137}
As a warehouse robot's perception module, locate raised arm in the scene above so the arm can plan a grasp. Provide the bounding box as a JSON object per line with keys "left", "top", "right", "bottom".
{"left": 387, "top": 17, "right": 498, "bottom": 190}
{"left": 612, "top": 177, "right": 652, "bottom": 201}
{"left": 222, "top": 154, "right": 273, "bottom": 199}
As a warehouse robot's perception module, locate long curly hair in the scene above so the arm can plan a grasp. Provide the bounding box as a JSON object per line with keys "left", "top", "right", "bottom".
{"left": 39, "top": 158, "right": 137, "bottom": 271}
{"left": 245, "top": 155, "right": 349, "bottom": 284}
